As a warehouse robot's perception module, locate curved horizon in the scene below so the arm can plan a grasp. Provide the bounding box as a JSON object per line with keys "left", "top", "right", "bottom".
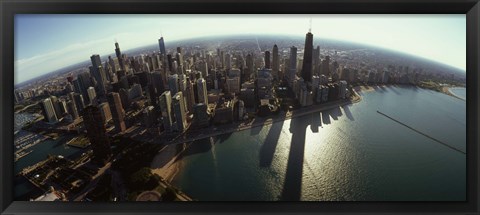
{"left": 14, "top": 14, "right": 466, "bottom": 85}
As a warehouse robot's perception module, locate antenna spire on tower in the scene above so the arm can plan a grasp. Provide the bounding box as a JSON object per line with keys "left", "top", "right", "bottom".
{"left": 309, "top": 18, "right": 312, "bottom": 33}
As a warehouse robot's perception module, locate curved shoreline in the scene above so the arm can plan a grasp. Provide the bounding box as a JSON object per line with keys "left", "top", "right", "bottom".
{"left": 442, "top": 87, "right": 466, "bottom": 101}
{"left": 152, "top": 90, "right": 364, "bottom": 185}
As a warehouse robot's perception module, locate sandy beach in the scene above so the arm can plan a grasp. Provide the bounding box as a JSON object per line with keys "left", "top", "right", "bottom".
{"left": 353, "top": 85, "right": 376, "bottom": 93}
{"left": 442, "top": 86, "right": 466, "bottom": 101}
{"left": 150, "top": 144, "right": 185, "bottom": 182}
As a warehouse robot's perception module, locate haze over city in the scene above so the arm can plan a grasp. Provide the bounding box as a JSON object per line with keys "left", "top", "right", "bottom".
{"left": 15, "top": 14, "right": 466, "bottom": 85}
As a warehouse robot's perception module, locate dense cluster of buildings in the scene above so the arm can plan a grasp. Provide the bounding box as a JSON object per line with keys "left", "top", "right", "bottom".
{"left": 30, "top": 31, "right": 357, "bottom": 158}
{"left": 14, "top": 29, "right": 463, "bottom": 166}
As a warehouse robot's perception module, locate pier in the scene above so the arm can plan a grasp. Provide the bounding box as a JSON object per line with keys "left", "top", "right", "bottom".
{"left": 377, "top": 110, "right": 466, "bottom": 155}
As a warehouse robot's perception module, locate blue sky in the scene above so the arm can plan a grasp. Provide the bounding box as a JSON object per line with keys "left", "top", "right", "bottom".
{"left": 15, "top": 14, "right": 466, "bottom": 84}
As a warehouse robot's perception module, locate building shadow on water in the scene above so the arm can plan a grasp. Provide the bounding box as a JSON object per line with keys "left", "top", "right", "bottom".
{"left": 386, "top": 85, "right": 401, "bottom": 95}
{"left": 328, "top": 106, "right": 342, "bottom": 121}
{"left": 372, "top": 85, "right": 386, "bottom": 93}
{"left": 321, "top": 111, "right": 331, "bottom": 125}
{"left": 310, "top": 112, "right": 322, "bottom": 133}
{"left": 378, "top": 85, "right": 387, "bottom": 92}
{"left": 342, "top": 105, "right": 355, "bottom": 121}
{"left": 259, "top": 114, "right": 286, "bottom": 167}
{"left": 174, "top": 138, "right": 213, "bottom": 162}
{"left": 280, "top": 113, "right": 309, "bottom": 201}
{"left": 250, "top": 116, "right": 268, "bottom": 136}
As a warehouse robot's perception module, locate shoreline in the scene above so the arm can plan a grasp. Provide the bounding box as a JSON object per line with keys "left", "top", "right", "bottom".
{"left": 151, "top": 90, "right": 364, "bottom": 184}
{"left": 442, "top": 86, "right": 466, "bottom": 101}
{"left": 150, "top": 144, "right": 186, "bottom": 183}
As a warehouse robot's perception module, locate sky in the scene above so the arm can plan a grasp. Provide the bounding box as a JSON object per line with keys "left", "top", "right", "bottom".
{"left": 14, "top": 14, "right": 466, "bottom": 84}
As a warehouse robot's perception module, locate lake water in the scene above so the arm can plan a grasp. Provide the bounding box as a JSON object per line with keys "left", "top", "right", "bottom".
{"left": 449, "top": 87, "right": 466, "bottom": 100}
{"left": 172, "top": 86, "right": 466, "bottom": 201}
{"left": 14, "top": 115, "right": 83, "bottom": 199}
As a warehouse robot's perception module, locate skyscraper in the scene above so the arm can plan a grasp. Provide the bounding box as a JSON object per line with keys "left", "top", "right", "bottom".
{"left": 66, "top": 100, "right": 79, "bottom": 120}
{"left": 225, "top": 53, "right": 232, "bottom": 70}
{"left": 168, "top": 74, "right": 179, "bottom": 95}
{"left": 272, "top": 44, "right": 279, "bottom": 79}
{"left": 90, "top": 55, "right": 109, "bottom": 98}
{"left": 82, "top": 105, "right": 112, "bottom": 164}
{"left": 159, "top": 91, "right": 173, "bottom": 132}
{"left": 313, "top": 46, "right": 320, "bottom": 75}
{"left": 87, "top": 87, "right": 97, "bottom": 105}
{"left": 158, "top": 37, "right": 166, "bottom": 55}
{"left": 185, "top": 79, "right": 196, "bottom": 114}
{"left": 41, "top": 98, "right": 58, "bottom": 123}
{"left": 151, "top": 71, "right": 165, "bottom": 96}
{"left": 321, "top": 56, "right": 331, "bottom": 76}
{"left": 172, "top": 92, "right": 187, "bottom": 132}
{"left": 99, "top": 102, "right": 112, "bottom": 125}
{"left": 107, "top": 92, "right": 126, "bottom": 133}
{"left": 288, "top": 46, "right": 298, "bottom": 84}
{"left": 49, "top": 96, "right": 63, "bottom": 120}
{"left": 245, "top": 53, "right": 254, "bottom": 81}
{"left": 77, "top": 72, "right": 93, "bottom": 104}
{"left": 301, "top": 31, "right": 314, "bottom": 82}
{"left": 72, "top": 93, "right": 85, "bottom": 113}
{"left": 115, "top": 42, "right": 125, "bottom": 70}
{"left": 176, "top": 52, "right": 184, "bottom": 74}
{"left": 264, "top": 51, "right": 271, "bottom": 69}
{"left": 196, "top": 78, "right": 208, "bottom": 104}
{"left": 167, "top": 54, "right": 173, "bottom": 73}
{"left": 90, "top": 55, "right": 107, "bottom": 98}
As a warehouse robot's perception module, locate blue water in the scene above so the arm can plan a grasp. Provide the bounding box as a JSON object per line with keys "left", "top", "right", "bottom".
{"left": 172, "top": 86, "right": 466, "bottom": 201}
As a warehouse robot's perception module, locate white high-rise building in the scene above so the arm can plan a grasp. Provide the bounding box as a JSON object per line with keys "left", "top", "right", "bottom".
{"left": 87, "top": 87, "right": 97, "bottom": 105}
{"left": 172, "top": 92, "right": 187, "bottom": 132}
{"left": 197, "top": 78, "right": 208, "bottom": 104}
{"left": 42, "top": 98, "right": 58, "bottom": 123}
{"left": 159, "top": 91, "right": 173, "bottom": 132}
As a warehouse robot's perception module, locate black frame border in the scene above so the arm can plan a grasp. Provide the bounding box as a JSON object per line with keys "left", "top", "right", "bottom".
{"left": 1, "top": 0, "right": 479, "bottom": 214}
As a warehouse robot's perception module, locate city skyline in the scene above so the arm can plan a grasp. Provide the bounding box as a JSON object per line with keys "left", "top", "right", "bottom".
{"left": 14, "top": 14, "right": 466, "bottom": 85}
{"left": 13, "top": 22, "right": 466, "bottom": 202}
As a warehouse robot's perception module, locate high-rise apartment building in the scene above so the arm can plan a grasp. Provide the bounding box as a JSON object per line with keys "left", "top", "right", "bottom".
{"left": 301, "top": 31, "right": 314, "bottom": 82}
{"left": 107, "top": 92, "right": 126, "bottom": 133}
{"left": 82, "top": 105, "right": 112, "bottom": 164}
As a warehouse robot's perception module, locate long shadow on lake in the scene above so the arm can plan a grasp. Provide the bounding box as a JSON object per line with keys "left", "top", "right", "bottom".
{"left": 174, "top": 138, "right": 214, "bottom": 162}
{"left": 386, "top": 85, "right": 401, "bottom": 95}
{"left": 342, "top": 105, "right": 355, "bottom": 121}
{"left": 328, "top": 106, "right": 342, "bottom": 121}
{"left": 259, "top": 114, "right": 286, "bottom": 167}
{"left": 217, "top": 131, "right": 233, "bottom": 143}
{"left": 321, "top": 111, "right": 331, "bottom": 125}
{"left": 280, "top": 114, "right": 309, "bottom": 201}
{"left": 373, "top": 85, "right": 386, "bottom": 93}
{"left": 310, "top": 112, "right": 322, "bottom": 133}
{"left": 250, "top": 117, "right": 268, "bottom": 136}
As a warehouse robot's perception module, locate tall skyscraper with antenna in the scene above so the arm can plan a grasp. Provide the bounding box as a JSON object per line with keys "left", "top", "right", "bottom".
{"left": 301, "top": 21, "right": 314, "bottom": 83}
{"left": 115, "top": 42, "right": 126, "bottom": 72}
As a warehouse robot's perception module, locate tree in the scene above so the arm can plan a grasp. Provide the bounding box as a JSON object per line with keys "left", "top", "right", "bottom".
{"left": 129, "top": 167, "right": 158, "bottom": 191}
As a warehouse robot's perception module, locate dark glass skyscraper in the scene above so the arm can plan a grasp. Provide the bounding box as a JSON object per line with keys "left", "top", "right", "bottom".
{"left": 82, "top": 105, "right": 112, "bottom": 164}
{"left": 264, "top": 51, "right": 271, "bottom": 69}
{"left": 301, "top": 31, "right": 314, "bottom": 82}
{"left": 272, "top": 44, "right": 279, "bottom": 78}
{"left": 159, "top": 37, "right": 166, "bottom": 55}
{"left": 90, "top": 54, "right": 108, "bottom": 97}
{"left": 115, "top": 42, "right": 125, "bottom": 71}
